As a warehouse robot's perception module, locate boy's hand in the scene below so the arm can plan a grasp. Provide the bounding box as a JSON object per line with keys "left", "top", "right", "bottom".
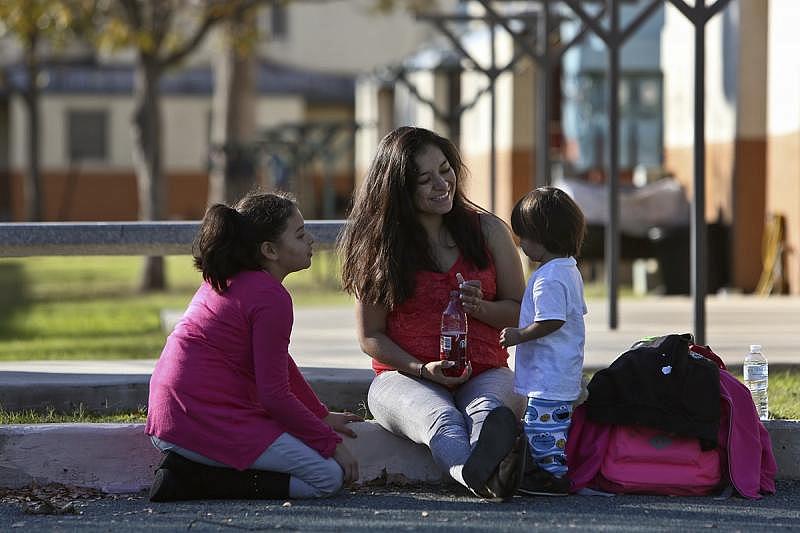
{"left": 499, "top": 327, "right": 522, "bottom": 348}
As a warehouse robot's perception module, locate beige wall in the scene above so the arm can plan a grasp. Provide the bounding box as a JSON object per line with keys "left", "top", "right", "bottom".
{"left": 258, "top": 0, "right": 456, "bottom": 75}
{"left": 9, "top": 93, "right": 311, "bottom": 173}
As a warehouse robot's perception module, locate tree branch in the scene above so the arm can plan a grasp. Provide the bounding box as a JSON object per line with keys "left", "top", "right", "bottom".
{"left": 161, "top": 0, "right": 265, "bottom": 67}
{"left": 119, "top": 0, "right": 143, "bottom": 31}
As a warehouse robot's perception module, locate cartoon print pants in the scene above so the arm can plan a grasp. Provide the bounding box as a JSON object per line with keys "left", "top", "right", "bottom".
{"left": 523, "top": 396, "right": 573, "bottom": 478}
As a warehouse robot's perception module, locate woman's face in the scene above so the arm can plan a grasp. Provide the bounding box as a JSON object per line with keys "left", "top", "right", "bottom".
{"left": 411, "top": 144, "right": 456, "bottom": 216}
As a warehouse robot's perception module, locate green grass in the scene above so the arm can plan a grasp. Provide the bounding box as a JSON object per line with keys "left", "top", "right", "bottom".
{"left": 736, "top": 369, "right": 800, "bottom": 421}
{"left": 0, "top": 404, "right": 148, "bottom": 424}
{"left": 0, "top": 254, "right": 352, "bottom": 361}
{"left": 3, "top": 370, "right": 797, "bottom": 422}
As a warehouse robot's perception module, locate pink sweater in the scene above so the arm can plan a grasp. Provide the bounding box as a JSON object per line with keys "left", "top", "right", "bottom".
{"left": 145, "top": 270, "right": 341, "bottom": 470}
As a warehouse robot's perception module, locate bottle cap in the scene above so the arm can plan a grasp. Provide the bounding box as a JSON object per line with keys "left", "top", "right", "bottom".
{"left": 749, "top": 344, "right": 762, "bottom": 352}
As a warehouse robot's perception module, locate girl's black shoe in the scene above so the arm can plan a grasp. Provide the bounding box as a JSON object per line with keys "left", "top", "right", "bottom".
{"left": 149, "top": 451, "right": 290, "bottom": 502}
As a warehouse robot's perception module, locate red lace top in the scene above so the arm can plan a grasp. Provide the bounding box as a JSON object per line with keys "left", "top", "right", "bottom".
{"left": 373, "top": 251, "right": 509, "bottom": 377}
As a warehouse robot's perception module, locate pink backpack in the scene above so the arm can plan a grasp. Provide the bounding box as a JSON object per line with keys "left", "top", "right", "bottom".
{"left": 597, "top": 424, "right": 722, "bottom": 496}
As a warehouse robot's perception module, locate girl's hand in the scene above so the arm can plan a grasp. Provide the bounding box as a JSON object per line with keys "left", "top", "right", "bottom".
{"left": 456, "top": 272, "right": 483, "bottom": 316}
{"left": 422, "top": 360, "right": 472, "bottom": 386}
{"left": 333, "top": 442, "right": 359, "bottom": 484}
{"left": 499, "top": 327, "right": 522, "bottom": 348}
{"left": 324, "top": 411, "right": 364, "bottom": 438}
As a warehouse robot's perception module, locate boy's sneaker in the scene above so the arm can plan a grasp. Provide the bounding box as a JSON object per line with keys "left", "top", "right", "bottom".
{"left": 517, "top": 462, "right": 571, "bottom": 497}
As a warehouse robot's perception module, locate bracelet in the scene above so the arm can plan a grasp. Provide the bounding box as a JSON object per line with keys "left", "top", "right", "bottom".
{"left": 417, "top": 362, "right": 424, "bottom": 379}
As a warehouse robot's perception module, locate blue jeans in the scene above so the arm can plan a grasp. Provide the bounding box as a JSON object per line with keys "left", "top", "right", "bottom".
{"left": 151, "top": 433, "right": 343, "bottom": 499}
{"left": 367, "top": 367, "right": 524, "bottom": 488}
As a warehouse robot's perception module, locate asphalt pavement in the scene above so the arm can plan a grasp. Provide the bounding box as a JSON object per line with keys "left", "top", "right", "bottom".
{"left": 2, "top": 481, "right": 799, "bottom": 532}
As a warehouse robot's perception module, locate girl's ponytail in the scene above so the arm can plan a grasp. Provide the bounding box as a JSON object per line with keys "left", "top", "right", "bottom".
{"left": 193, "top": 204, "right": 250, "bottom": 293}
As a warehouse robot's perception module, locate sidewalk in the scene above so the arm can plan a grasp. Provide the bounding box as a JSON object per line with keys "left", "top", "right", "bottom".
{"left": 2, "top": 294, "right": 798, "bottom": 374}
{"left": 2, "top": 295, "right": 799, "bottom": 414}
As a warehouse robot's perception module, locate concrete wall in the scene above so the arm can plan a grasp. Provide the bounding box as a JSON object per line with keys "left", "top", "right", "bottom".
{"left": 766, "top": 0, "right": 800, "bottom": 295}
{"left": 661, "top": 0, "right": 773, "bottom": 293}
{"left": 661, "top": 1, "right": 737, "bottom": 221}
{"left": 9, "top": 94, "right": 308, "bottom": 172}
{"left": 258, "top": 0, "right": 456, "bottom": 74}
{"left": 460, "top": 27, "right": 531, "bottom": 222}
{"left": 5, "top": 90, "right": 357, "bottom": 221}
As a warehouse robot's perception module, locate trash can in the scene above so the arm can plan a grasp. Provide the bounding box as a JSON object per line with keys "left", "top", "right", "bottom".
{"left": 649, "top": 223, "right": 729, "bottom": 295}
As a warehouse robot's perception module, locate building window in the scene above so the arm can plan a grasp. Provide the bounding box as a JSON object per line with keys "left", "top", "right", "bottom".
{"left": 67, "top": 109, "right": 108, "bottom": 162}
{"left": 271, "top": 4, "right": 288, "bottom": 40}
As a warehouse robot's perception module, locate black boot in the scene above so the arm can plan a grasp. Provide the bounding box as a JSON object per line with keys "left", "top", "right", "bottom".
{"left": 485, "top": 430, "right": 527, "bottom": 500}
{"left": 149, "top": 451, "right": 291, "bottom": 502}
{"left": 462, "top": 406, "right": 519, "bottom": 499}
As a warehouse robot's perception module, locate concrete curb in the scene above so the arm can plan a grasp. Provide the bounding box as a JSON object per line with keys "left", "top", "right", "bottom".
{"left": 0, "top": 422, "right": 444, "bottom": 494}
{"left": 764, "top": 420, "right": 800, "bottom": 480}
{"left": 0, "top": 419, "right": 797, "bottom": 494}
{"left": 1, "top": 368, "right": 797, "bottom": 492}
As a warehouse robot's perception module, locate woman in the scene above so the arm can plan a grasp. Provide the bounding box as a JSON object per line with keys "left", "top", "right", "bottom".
{"left": 339, "top": 127, "right": 527, "bottom": 499}
{"left": 146, "top": 191, "right": 360, "bottom": 502}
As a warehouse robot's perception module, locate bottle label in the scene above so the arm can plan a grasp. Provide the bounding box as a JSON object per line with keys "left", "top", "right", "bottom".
{"left": 441, "top": 336, "right": 452, "bottom": 352}
{"left": 744, "top": 365, "right": 768, "bottom": 381}
{"left": 440, "top": 331, "right": 467, "bottom": 377}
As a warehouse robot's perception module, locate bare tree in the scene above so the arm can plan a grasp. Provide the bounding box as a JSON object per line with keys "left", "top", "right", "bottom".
{"left": 92, "top": 0, "right": 262, "bottom": 290}
{"left": 207, "top": 8, "right": 259, "bottom": 205}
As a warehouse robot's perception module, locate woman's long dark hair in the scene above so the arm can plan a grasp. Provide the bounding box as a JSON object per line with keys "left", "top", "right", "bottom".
{"left": 338, "top": 126, "right": 489, "bottom": 309}
{"left": 193, "top": 191, "right": 296, "bottom": 294}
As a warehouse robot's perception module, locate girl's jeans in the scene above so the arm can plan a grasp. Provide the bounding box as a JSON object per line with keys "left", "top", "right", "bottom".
{"left": 151, "top": 433, "right": 343, "bottom": 499}
{"left": 367, "top": 367, "right": 524, "bottom": 487}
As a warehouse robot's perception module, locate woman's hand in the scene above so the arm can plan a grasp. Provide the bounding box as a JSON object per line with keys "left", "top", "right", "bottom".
{"left": 324, "top": 411, "right": 364, "bottom": 438}
{"left": 457, "top": 273, "right": 484, "bottom": 316}
{"left": 499, "top": 327, "right": 523, "bottom": 348}
{"left": 333, "top": 442, "right": 359, "bottom": 484}
{"left": 422, "top": 360, "right": 472, "bottom": 386}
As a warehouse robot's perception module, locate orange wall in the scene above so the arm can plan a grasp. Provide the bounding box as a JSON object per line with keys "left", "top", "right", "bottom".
{"left": 9, "top": 170, "right": 355, "bottom": 222}
{"left": 10, "top": 171, "right": 210, "bottom": 221}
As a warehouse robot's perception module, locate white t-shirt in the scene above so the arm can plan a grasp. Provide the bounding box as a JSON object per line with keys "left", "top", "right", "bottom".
{"left": 514, "top": 257, "right": 587, "bottom": 401}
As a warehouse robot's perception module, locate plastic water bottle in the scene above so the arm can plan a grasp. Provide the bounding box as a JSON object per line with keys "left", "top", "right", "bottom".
{"left": 743, "top": 344, "right": 769, "bottom": 420}
{"left": 440, "top": 290, "right": 468, "bottom": 377}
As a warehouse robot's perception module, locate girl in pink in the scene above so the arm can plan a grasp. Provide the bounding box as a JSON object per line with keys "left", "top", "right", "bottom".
{"left": 146, "top": 191, "right": 360, "bottom": 501}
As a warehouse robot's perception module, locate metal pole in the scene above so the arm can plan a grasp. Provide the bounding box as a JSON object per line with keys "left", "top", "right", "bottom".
{"left": 490, "top": 23, "right": 497, "bottom": 212}
{"left": 537, "top": 2, "right": 551, "bottom": 188}
{"left": 606, "top": 0, "right": 620, "bottom": 330}
{"left": 447, "top": 66, "right": 462, "bottom": 147}
{"left": 692, "top": 0, "right": 707, "bottom": 344}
